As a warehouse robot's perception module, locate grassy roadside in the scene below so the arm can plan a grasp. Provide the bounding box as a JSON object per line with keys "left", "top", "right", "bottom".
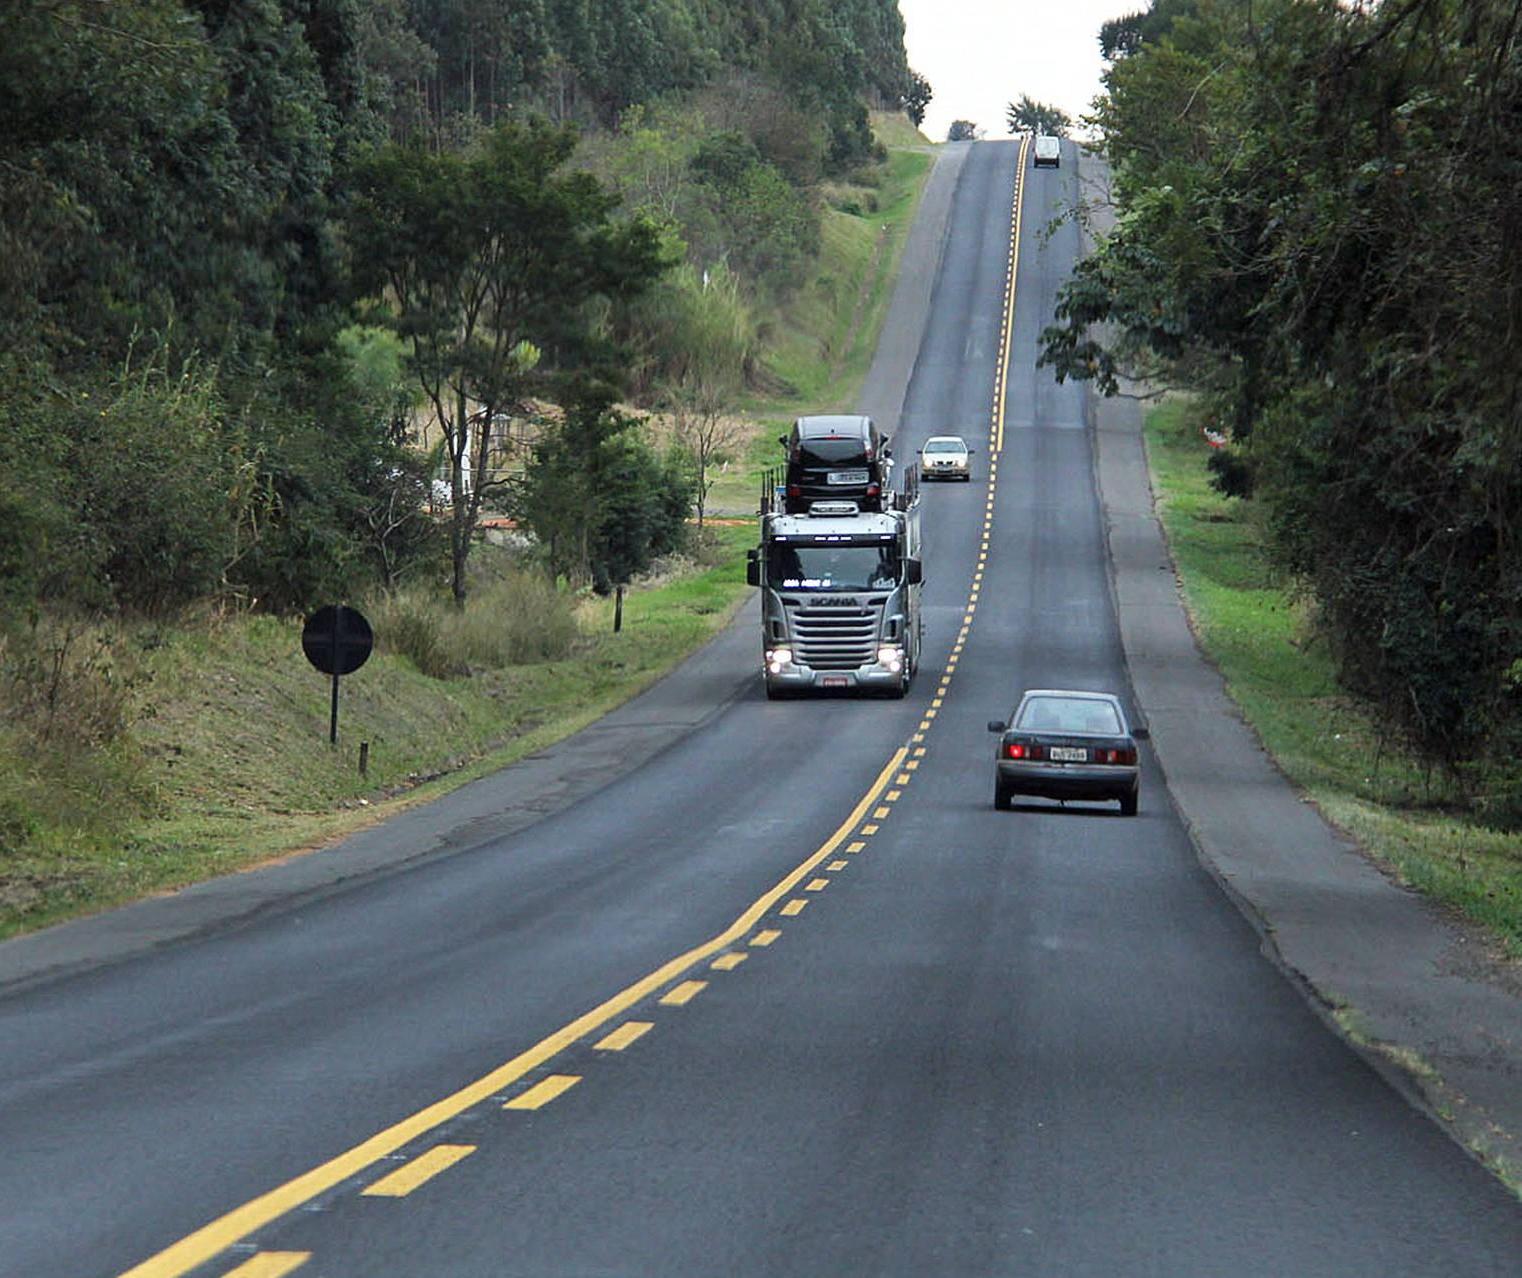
{"left": 0, "top": 122, "right": 937, "bottom": 941}
{"left": 0, "top": 526, "right": 754, "bottom": 940}
{"left": 706, "top": 114, "right": 933, "bottom": 517}
{"left": 1144, "top": 398, "right": 1522, "bottom": 957}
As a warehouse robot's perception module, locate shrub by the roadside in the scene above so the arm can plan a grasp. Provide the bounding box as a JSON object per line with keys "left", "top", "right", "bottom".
{"left": 369, "top": 566, "right": 579, "bottom": 678}
{"left": 0, "top": 618, "right": 155, "bottom": 864}
{"left": 1147, "top": 396, "right": 1522, "bottom": 954}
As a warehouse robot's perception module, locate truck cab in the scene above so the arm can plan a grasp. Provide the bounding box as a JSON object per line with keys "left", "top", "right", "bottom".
{"left": 746, "top": 498, "right": 922, "bottom": 698}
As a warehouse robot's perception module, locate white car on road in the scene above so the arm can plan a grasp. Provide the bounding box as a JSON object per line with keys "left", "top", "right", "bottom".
{"left": 919, "top": 435, "right": 973, "bottom": 482}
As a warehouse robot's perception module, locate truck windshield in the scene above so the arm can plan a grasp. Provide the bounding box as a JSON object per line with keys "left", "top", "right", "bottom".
{"left": 768, "top": 542, "right": 899, "bottom": 591}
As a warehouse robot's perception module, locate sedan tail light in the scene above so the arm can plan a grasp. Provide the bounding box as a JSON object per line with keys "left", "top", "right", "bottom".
{"left": 1094, "top": 747, "right": 1136, "bottom": 765}
{"left": 1005, "top": 741, "right": 1047, "bottom": 760}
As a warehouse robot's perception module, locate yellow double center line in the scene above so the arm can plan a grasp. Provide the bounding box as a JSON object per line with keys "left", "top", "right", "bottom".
{"left": 120, "top": 138, "right": 1031, "bottom": 1278}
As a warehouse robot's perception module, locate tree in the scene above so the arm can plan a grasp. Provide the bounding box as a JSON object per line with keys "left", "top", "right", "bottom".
{"left": 1040, "top": 0, "right": 1522, "bottom": 783}
{"left": 902, "top": 71, "right": 931, "bottom": 127}
{"left": 517, "top": 388, "right": 691, "bottom": 591}
{"left": 1005, "top": 95, "right": 1071, "bottom": 136}
{"left": 347, "top": 120, "right": 667, "bottom": 604}
{"left": 947, "top": 120, "right": 979, "bottom": 142}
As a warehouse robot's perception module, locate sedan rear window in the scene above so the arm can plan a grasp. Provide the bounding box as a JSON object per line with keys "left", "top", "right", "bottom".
{"left": 1016, "top": 697, "right": 1121, "bottom": 735}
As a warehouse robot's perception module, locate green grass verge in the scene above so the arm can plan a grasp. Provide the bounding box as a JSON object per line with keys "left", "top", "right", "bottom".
{"left": 706, "top": 115, "right": 934, "bottom": 517}
{"left": 1145, "top": 398, "right": 1522, "bottom": 956}
{"left": 0, "top": 527, "right": 754, "bottom": 940}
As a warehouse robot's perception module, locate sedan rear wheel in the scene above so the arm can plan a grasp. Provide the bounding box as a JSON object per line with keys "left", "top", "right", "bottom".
{"left": 1120, "top": 790, "right": 1138, "bottom": 817}
{"left": 994, "top": 777, "right": 1014, "bottom": 811}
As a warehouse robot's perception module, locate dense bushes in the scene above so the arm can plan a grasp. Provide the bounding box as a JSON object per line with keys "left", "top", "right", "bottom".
{"left": 0, "top": 618, "right": 155, "bottom": 865}
{"left": 0, "top": 352, "right": 434, "bottom": 620}
{"left": 370, "top": 567, "right": 579, "bottom": 678}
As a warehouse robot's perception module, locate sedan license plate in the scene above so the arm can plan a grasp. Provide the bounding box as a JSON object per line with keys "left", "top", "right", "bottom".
{"left": 827, "top": 470, "right": 869, "bottom": 485}
{"left": 1049, "top": 746, "right": 1088, "bottom": 763}
{"left": 820, "top": 675, "right": 849, "bottom": 688}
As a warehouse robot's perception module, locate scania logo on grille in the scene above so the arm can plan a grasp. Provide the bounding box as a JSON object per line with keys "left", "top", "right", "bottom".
{"left": 816, "top": 596, "right": 855, "bottom": 607}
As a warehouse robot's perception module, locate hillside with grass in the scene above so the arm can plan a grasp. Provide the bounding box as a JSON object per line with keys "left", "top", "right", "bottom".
{"left": 0, "top": 114, "right": 933, "bottom": 940}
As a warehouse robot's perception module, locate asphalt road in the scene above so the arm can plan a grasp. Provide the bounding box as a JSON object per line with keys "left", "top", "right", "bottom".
{"left": 4, "top": 139, "right": 1521, "bottom": 1278}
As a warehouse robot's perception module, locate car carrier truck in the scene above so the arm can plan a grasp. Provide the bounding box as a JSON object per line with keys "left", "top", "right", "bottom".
{"left": 746, "top": 470, "right": 922, "bottom": 698}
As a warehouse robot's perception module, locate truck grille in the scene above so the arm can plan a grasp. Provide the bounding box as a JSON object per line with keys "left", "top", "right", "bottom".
{"left": 793, "top": 604, "right": 878, "bottom": 669}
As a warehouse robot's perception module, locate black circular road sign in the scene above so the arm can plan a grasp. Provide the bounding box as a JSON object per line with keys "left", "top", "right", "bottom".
{"left": 302, "top": 605, "right": 374, "bottom": 676}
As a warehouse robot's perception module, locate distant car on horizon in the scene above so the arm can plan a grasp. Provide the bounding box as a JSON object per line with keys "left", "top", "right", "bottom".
{"left": 918, "top": 435, "right": 973, "bottom": 482}
{"left": 988, "top": 689, "right": 1148, "bottom": 815}
{"left": 1033, "top": 135, "right": 1061, "bottom": 168}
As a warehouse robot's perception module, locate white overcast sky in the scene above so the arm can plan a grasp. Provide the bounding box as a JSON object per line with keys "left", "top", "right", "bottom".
{"left": 899, "top": 0, "right": 1140, "bottom": 141}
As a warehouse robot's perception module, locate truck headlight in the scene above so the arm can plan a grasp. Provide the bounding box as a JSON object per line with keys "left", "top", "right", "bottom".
{"left": 877, "top": 644, "right": 904, "bottom": 671}
{"left": 766, "top": 647, "right": 793, "bottom": 672}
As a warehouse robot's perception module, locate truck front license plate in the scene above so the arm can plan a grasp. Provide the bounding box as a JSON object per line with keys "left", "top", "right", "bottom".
{"left": 821, "top": 675, "right": 848, "bottom": 688}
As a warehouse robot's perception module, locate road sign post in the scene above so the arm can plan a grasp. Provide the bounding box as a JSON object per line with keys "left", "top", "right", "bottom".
{"left": 301, "top": 605, "right": 374, "bottom": 745}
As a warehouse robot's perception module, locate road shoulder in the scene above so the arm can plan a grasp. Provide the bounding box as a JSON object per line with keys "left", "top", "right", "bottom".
{"left": 1082, "top": 152, "right": 1522, "bottom": 1189}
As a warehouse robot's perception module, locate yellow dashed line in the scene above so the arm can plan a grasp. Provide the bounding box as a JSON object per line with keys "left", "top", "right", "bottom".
{"left": 861, "top": 824, "right": 879, "bottom": 835}
{"left": 711, "top": 952, "right": 748, "bottom": 971}
{"left": 873, "top": 806, "right": 891, "bottom": 818}
{"left": 896, "top": 773, "right": 910, "bottom": 785}
{"left": 221, "top": 1256, "right": 309, "bottom": 1278}
{"left": 913, "top": 747, "right": 926, "bottom": 757}
{"left": 828, "top": 859, "right": 848, "bottom": 871}
{"left": 362, "top": 1145, "right": 474, "bottom": 1198}
{"left": 660, "top": 981, "right": 707, "bottom": 1006}
{"left": 595, "top": 1021, "right": 653, "bottom": 1051}
{"left": 504, "top": 1075, "right": 580, "bottom": 1111}
{"left": 805, "top": 878, "right": 829, "bottom": 892}
{"left": 119, "top": 753, "right": 911, "bottom": 1278}
{"left": 781, "top": 899, "right": 808, "bottom": 916}
{"left": 846, "top": 841, "right": 866, "bottom": 853}
{"left": 751, "top": 930, "right": 781, "bottom": 947}
{"left": 905, "top": 760, "right": 919, "bottom": 771}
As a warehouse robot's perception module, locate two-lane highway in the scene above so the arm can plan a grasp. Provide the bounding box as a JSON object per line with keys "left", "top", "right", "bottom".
{"left": 3, "top": 139, "right": 1521, "bottom": 1278}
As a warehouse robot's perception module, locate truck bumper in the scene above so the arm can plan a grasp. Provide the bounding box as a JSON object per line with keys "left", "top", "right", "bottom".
{"left": 765, "top": 662, "right": 905, "bottom": 694}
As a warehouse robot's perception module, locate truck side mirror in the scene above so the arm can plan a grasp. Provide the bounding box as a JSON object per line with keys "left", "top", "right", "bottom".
{"left": 903, "top": 557, "right": 922, "bottom": 585}
{"left": 745, "top": 548, "right": 760, "bottom": 588}
{"left": 778, "top": 435, "right": 789, "bottom": 449}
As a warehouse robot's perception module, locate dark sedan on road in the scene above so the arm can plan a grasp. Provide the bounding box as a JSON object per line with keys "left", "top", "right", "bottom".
{"left": 988, "top": 689, "right": 1148, "bottom": 815}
